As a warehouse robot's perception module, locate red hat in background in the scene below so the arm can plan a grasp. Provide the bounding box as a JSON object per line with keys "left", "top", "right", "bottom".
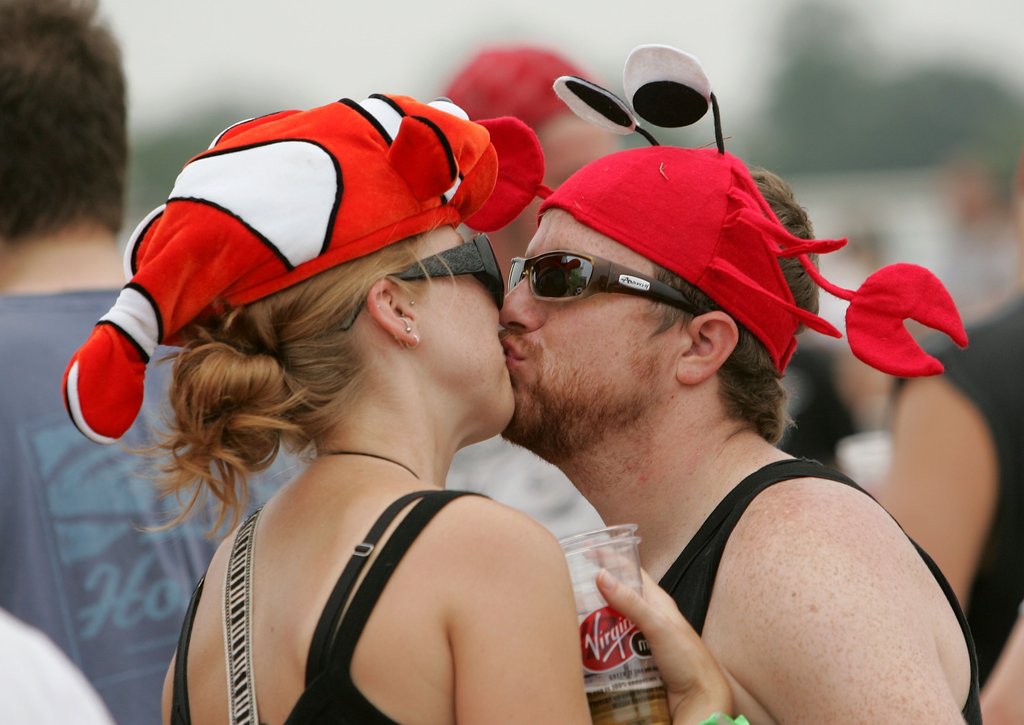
{"left": 63, "top": 94, "right": 544, "bottom": 444}
{"left": 443, "top": 46, "right": 588, "bottom": 130}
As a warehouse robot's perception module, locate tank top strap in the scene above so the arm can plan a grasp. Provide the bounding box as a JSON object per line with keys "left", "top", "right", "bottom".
{"left": 659, "top": 458, "right": 856, "bottom": 633}
{"left": 305, "top": 489, "right": 478, "bottom": 684}
{"left": 657, "top": 457, "right": 981, "bottom": 724}
{"left": 170, "top": 505, "right": 269, "bottom": 725}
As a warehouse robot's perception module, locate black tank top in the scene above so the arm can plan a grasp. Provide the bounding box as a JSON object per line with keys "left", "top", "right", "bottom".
{"left": 170, "top": 489, "right": 476, "bottom": 725}
{"left": 658, "top": 458, "right": 982, "bottom": 724}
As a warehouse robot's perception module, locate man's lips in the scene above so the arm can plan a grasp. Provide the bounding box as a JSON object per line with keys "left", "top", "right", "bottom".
{"left": 500, "top": 334, "right": 527, "bottom": 370}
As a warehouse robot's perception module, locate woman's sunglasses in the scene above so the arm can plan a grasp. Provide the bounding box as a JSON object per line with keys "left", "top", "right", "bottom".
{"left": 395, "top": 233, "right": 504, "bottom": 308}
{"left": 507, "top": 251, "right": 700, "bottom": 315}
{"left": 341, "top": 234, "right": 504, "bottom": 330}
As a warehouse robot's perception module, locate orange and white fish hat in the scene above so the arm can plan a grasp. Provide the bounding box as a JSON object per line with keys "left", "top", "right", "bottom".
{"left": 63, "top": 94, "right": 546, "bottom": 444}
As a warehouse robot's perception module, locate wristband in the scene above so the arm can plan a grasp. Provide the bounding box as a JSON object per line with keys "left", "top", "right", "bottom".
{"left": 698, "top": 714, "right": 749, "bottom": 725}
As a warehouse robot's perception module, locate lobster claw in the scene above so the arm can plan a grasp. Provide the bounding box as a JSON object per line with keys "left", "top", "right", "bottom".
{"left": 845, "top": 263, "right": 968, "bottom": 377}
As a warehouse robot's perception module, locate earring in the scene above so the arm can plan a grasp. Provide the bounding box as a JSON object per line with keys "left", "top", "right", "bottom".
{"left": 400, "top": 316, "right": 412, "bottom": 334}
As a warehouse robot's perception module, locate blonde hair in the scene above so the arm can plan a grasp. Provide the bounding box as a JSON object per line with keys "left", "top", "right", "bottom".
{"left": 155, "top": 238, "right": 422, "bottom": 534}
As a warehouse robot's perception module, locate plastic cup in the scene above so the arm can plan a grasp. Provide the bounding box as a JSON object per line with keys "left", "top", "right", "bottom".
{"left": 560, "top": 526, "right": 671, "bottom": 725}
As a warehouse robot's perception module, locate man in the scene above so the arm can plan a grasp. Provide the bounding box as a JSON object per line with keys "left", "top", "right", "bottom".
{"left": 499, "top": 144, "right": 980, "bottom": 721}
{"left": 0, "top": 1, "right": 283, "bottom": 721}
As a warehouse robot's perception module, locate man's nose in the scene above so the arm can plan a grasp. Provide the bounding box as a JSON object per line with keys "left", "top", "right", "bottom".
{"left": 499, "top": 278, "right": 542, "bottom": 332}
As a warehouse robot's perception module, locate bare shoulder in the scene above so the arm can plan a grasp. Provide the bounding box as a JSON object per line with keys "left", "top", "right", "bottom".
{"left": 417, "top": 494, "right": 569, "bottom": 578}
{"left": 404, "top": 494, "right": 581, "bottom": 626}
{"left": 705, "top": 477, "right": 970, "bottom": 721}
{"left": 716, "top": 476, "right": 944, "bottom": 623}
{"left": 397, "top": 498, "right": 589, "bottom": 722}
{"left": 712, "top": 478, "right": 922, "bottom": 640}
{"left": 727, "top": 476, "right": 915, "bottom": 575}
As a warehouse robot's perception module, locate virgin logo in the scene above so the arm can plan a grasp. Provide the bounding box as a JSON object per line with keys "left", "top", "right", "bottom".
{"left": 580, "top": 606, "right": 638, "bottom": 672}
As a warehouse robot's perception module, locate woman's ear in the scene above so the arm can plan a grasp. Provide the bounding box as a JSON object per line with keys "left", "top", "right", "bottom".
{"left": 365, "top": 279, "right": 420, "bottom": 348}
{"left": 675, "top": 311, "right": 738, "bottom": 385}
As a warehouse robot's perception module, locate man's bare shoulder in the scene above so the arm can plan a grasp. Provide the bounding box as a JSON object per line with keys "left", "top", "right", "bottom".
{"left": 723, "top": 476, "right": 916, "bottom": 580}
{"left": 703, "top": 476, "right": 970, "bottom": 722}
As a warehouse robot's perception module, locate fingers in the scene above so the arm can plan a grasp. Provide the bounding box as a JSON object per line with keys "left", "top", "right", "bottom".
{"left": 597, "top": 568, "right": 733, "bottom": 724}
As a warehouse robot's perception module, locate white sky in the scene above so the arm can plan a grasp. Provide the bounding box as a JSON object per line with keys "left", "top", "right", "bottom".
{"left": 97, "top": 0, "right": 1024, "bottom": 134}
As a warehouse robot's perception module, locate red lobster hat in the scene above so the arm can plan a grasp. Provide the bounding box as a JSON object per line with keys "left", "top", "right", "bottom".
{"left": 63, "top": 94, "right": 545, "bottom": 443}
{"left": 539, "top": 44, "right": 967, "bottom": 375}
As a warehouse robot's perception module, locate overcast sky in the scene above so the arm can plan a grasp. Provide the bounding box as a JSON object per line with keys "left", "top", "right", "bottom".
{"left": 97, "top": 0, "right": 1024, "bottom": 134}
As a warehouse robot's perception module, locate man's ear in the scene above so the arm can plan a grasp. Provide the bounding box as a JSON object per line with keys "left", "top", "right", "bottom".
{"left": 675, "top": 311, "right": 738, "bottom": 385}
{"left": 365, "top": 278, "right": 419, "bottom": 347}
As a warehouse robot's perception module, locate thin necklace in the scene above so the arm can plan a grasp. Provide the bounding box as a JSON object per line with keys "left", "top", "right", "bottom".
{"left": 321, "top": 450, "right": 420, "bottom": 480}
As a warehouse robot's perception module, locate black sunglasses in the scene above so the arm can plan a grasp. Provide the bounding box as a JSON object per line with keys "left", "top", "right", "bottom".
{"left": 341, "top": 234, "right": 504, "bottom": 330}
{"left": 507, "top": 250, "right": 700, "bottom": 315}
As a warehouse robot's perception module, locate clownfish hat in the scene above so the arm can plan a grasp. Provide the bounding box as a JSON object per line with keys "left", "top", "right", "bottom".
{"left": 539, "top": 44, "right": 967, "bottom": 376}
{"left": 63, "top": 94, "right": 545, "bottom": 443}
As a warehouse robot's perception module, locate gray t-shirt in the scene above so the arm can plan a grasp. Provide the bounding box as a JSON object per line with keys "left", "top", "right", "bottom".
{"left": 0, "top": 290, "right": 290, "bottom": 724}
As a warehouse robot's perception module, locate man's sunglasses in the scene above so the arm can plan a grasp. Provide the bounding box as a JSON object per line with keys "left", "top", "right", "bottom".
{"left": 507, "top": 251, "right": 700, "bottom": 315}
{"left": 341, "top": 234, "right": 504, "bottom": 330}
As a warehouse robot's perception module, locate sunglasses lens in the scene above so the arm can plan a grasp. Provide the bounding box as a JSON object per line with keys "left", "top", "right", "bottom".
{"left": 532, "top": 255, "right": 592, "bottom": 298}
{"left": 471, "top": 235, "right": 504, "bottom": 307}
{"left": 508, "top": 258, "right": 526, "bottom": 292}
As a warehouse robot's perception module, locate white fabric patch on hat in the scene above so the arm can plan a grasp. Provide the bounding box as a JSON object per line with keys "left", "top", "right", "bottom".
{"left": 169, "top": 141, "right": 339, "bottom": 268}
{"left": 65, "top": 362, "right": 117, "bottom": 445}
{"left": 358, "top": 97, "right": 404, "bottom": 142}
{"left": 209, "top": 116, "right": 258, "bottom": 149}
{"left": 123, "top": 204, "right": 165, "bottom": 280}
{"left": 443, "top": 176, "right": 463, "bottom": 202}
{"left": 429, "top": 98, "right": 470, "bottom": 120}
{"left": 100, "top": 286, "right": 160, "bottom": 357}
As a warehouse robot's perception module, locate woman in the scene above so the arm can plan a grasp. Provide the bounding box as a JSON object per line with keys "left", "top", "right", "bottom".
{"left": 62, "top": 94, "right": 732, "bottom": 724}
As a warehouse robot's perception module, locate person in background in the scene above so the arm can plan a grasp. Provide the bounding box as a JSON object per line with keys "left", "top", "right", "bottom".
{"left": 441, "top": 44, "right": 613, "bottom": 537}
{"left": 980, "top": 604, "right": 1024, "bottom": 724}
{"left": 0, "top": 607, "right": 114, "bottom": 724}
{"left": 936, "top": 154, "right": 1019, "bottom": 323}
{"left": 442, "top": 44, "right": 617, "bottom": 275}
{"left": 0, "top": 1, "right": 284, "bottom": 721}
{"left": 882, "top": 147, "right": 1024, "bottom": 710}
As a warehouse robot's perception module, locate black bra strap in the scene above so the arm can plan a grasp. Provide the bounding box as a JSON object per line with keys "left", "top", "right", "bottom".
{"left": 326, "top": 490, "right": 474, "bottom": 668}
{"left": 305, "top": 490, "right": 455, "bottom": 684}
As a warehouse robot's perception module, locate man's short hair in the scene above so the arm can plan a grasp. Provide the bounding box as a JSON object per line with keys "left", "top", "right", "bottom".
{"left": 0, "top": 0, "right": 127, "bottom": 241}
{"left": 652, "top": 166, "right": 819, "bottom": 443}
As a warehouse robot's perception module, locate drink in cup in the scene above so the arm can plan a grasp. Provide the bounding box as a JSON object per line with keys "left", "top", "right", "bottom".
{"left": 560, "top": 526, "right": 671, "bottom": 725}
